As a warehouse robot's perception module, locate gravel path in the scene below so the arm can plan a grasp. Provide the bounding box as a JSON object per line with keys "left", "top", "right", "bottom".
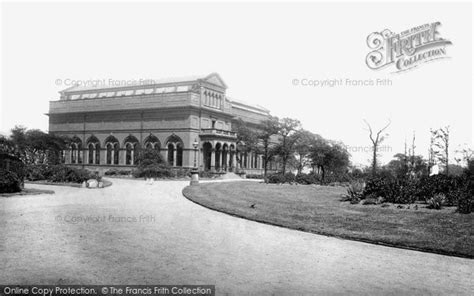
{"left": 1, "top": 179, "right": 473, "bottom": 295}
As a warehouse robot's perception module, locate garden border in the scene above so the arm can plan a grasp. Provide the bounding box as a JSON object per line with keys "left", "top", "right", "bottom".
{"left": 182, "top": 184, "right": 473, "bottom": 259}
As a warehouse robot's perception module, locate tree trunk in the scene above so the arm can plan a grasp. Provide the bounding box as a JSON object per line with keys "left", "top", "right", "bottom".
{"left": 320, "top": 166, "right": 325, "bottom": 184}
{"left": 372, "top": 144, "right": 377, "bottom": 176}
{"left": 263, "top": 150, "right": 268, "bottom": 183}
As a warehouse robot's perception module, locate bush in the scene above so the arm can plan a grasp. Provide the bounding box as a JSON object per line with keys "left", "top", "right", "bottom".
{"left": 457, "top": 176, "right": 473, "bottom": 214}
{"left": 199, "top": 171, "right": 216, "bottom": 178}
{"left": 104, "top": 169, "right": 119, "bottom": 176}
{"left": 48, "top": 165, "right": 93, "bottom": 183}
{"left": 347, "top": 181, "right": 365, "bottom": 199}
{"left": 132, "top": 164, "right": 172, "bottom": 179}
{"left": 267, "top": 173, "right": 296, "bottom": 184}
{"left": 0, "top": 170, "right": 22, "bottom": 193}
{"left": 427, "top": 193, "right": 446, "bottom": 210}
{"left": 416, "top": 174, "right": 463, "bottom": 201}
{"left": 26, "top": 164, "right": 50, "bottom": 181}
{"left": 246, "top": 174, "right": 264, "bottom": 179}
{"left": 457, "top": 193, "right": 473, "bottom": 214}
{"left": 350, "top": 196, "right": 360, "bottom": 204}
{"left": 136, "top": 148, "right": 166, "bottom": 167}
{"left": 295, "top": 173, "right": 319, "bottom": 185}
{"left": 26, "top": 164, "right": 94, "bottom": 183}
{"left": 362, "top": 197, "right": 378, "bottom": 205}
{"left": 363, "top": 175, "right": 417, "bottom": 204}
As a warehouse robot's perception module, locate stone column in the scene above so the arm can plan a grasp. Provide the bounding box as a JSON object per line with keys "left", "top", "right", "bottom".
{"left": 120, "top": 149, "right": 125, "bottom": 165}
{"left": 220, "top": 150, "right": 224, "bottom": 171}
{"left": 211, "top": 149, "right": 216, "bottom": 171}
{"left": 199, "top": 148, "right": 204, "bottom": 171}
{"left": 65, "top": 149, "right": 71, "bottom": 164}
{"left": 100, "top": 149, "right": 106, "bottom": 165}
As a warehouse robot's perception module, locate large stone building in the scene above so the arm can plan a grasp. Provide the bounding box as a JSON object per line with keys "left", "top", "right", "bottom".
{"left": 48, "top": 73, "right": 277, "bottom": 174}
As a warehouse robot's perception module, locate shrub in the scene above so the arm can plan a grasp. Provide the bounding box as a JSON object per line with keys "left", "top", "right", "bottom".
{"left": 457, "top": 176, "right": 474, "bottom": 214}
{"left": 104, "top": 169, "right": 119, "bottom": 176}
{"left": 246, "top": 174, "right": 264, "bottom": 179}
{"left": 25, "top": 164, "right": 93, "bottom": 183}
{"left": 26, "top": 164, "right": 50, "bottom": 181}
{"left": 295, "top": 173, "right": 319, "bottom": 185}
{"left": 48, "top": 165, "right": 93, "bottom": 183}
{"left": 363, "top": 176, "right": 392, "bottom": 199}
{"left": 362, "top": 197, "right": 378, "bottom": 205}
{"left": 347, "top": 181, "right": 365, "bottom": 199}
{"left": 416, "top": 174, "right": 463, "bottom": 201}
{"left": 397, "top": 179, "right": 419, "bottom": 204}
{"left": 427, "top": 193, "right": 446, "bottom": 210}
{"left": 199, "top": 171, "right": 216, "bottom": 178}
{"left": 457, "top": 193, "right": 473, "bottom": 214}
{"left": 0, "top": 153, "right": 25, "bottom": 184}
{"left": 175, "top": 168, "right": 191, "bottom": 178}
{"left": 132, "top": 164, "right": 172, "bottom": 179}
{"left": 363, "top": 175, "right": 418, "bottom": 204}
{"left": 0, "top": 170, "right": 22, "bottom": 193}
{"left": 350, "top": 196, "right": 360, "bottom": 204}
{"left": 136, "top": 148, "right": 166, "bottom": 167}
{"left": 267, "top": 173, "right": 296, "bottom": 184}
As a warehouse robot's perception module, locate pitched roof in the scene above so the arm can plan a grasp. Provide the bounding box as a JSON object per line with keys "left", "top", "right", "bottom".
{"left": 228, "top": 97, "right": 270, "bottom": 114}
{"left": 60, "top": 73, "right": 227, "bottom": 93}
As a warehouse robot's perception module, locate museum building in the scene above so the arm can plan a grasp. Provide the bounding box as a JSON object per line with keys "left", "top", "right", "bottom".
{"left": 48, "top": 73, "right": 277, "bottom": 174}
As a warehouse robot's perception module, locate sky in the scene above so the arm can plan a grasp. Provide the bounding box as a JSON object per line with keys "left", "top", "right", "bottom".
{"left": 1, "top": 1, "right": 472, "bottom": 167}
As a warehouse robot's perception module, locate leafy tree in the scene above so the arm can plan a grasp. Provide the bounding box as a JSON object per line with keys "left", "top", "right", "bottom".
{"left": 385, "top": 153, "right": 427, "bottom": 179}
{"left": 234, "top": 118, "right": 259, "bottom": 165}
{"left": 255, "top": 116, "right": 280, "bottom": 181}
{"left": 0, "top": 136, "right": 15, "bottom": 156}
{"left": 292, "top": 129, "right": 321, "bottom": 174}
{"left": 6, "top": 126, "right": 69, "bottom": 165}
{"left": 273, "top": 117, "right": 301, "bottom": 174}
{"left": 309, "top": 138, "right": 350, "bottom": 183}
{"left": 136, "top": 147, "right": 166, "bottom": 168}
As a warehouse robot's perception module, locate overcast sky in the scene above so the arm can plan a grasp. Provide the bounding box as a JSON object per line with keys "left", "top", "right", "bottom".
{"left": 1, "top": 1, "right": 472, "bottom": 166}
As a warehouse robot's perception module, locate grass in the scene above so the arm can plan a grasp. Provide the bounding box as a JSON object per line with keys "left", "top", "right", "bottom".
{"left": 0, "top": 188, "right": 55, "bottom": 197}
{"left": 183, "top": 181, "right": 474, "bottom": 258}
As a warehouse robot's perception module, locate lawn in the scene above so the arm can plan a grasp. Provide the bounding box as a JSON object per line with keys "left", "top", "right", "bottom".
{"left": 183, "top": 181, "right": 474, "bottom": 258}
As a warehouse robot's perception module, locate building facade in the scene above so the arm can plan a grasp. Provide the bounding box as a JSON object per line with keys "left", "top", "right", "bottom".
{"left": 48, "top": 73, "right": 277, "bottom": 174}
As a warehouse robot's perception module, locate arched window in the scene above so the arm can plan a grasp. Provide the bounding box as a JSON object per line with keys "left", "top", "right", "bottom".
{"left": 87, "top": 136, "right": 100, "bottom": 165}
{"left": 95, "top": 144, "right": 100, "bottom": 164}
{"left": 144, "top": 134, "right": 161, "bottom": 152}
{"left": 88, "top": 143, "right": 94, "bottom": 164}
{"left": 167, "top": 143, "right": 174, "bottom": 165}
{"left": 104, "top": 136, "right": 119, "bottom": 165}
{"left": 124, "top": 135, "right": 139, "bottom": 165}
{"left": 71, "top": 144, "right": 76, "bottom": 164}
{"left": 106, "top": 144, "right": 112, "bottom": 165}
{"left": 166, "top": 134, "right": 183, "bottom": 167}
{"left": 70, "top": 137, "right": 82, "bottom": 164}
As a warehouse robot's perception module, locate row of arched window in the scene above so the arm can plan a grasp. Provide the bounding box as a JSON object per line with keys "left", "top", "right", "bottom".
{"left": 68, "top": 134, "right": 183, "bottom": 166}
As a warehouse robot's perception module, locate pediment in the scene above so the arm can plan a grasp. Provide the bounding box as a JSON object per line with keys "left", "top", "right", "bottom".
{"left": 203, "top": 73, "right": 227, "bottom": 89}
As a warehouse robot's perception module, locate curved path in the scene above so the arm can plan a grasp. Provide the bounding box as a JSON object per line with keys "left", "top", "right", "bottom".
{"left": 1, "top": 179, "right": 473, "bottom": 295}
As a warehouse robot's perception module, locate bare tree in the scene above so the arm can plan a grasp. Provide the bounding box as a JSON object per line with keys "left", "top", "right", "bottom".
{"left": 433, "top": 126, "right": 450, "bottom": 175}
{"left": 428, "top": 128, "right": 436, "bottom": 175}
{"left": 363, "top": 119, "right": 391, "bottom": 176}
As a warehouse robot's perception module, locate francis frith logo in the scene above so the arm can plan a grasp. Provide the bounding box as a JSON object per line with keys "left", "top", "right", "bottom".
{"left": 366, "top": 22, "right": 452, "bottom": 73}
